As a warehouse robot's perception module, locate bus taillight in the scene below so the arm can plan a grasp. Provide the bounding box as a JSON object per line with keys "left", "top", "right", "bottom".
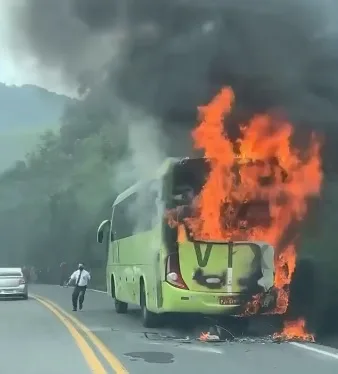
{"left": 166, "top": 253, "right": 188, "bottom": 290}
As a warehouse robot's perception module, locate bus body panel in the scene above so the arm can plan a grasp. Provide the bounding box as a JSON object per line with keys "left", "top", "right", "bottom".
{"left": 160, "top": 282, "right": 244, "bottom": 314}
{"left": 106, "top": 224, "right": 164, "bottom": 312}
{"left": 178, "top": 241, "right": 261, "bottom": 294}
{"left": 107, "top": 235, "right": 272, "bottom": 315}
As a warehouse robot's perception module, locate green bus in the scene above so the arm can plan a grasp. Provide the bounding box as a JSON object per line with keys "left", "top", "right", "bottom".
{"left": 97, "top": 157, "right": 281, "bottom": 327}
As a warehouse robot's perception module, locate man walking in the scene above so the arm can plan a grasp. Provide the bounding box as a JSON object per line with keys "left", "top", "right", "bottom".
{"left": 67, "top": 264, "right": 91, "bottom": 311}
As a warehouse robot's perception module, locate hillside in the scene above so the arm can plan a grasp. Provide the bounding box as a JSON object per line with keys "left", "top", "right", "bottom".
{"left": 0, "top": 83, "right": 74, "bottom": 170}
{"left": 0, "top": 83, "right": 73, "bottom": 128}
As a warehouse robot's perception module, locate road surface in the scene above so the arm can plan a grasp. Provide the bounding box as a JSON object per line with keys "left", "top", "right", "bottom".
{"left": 1, "top": 284, "right": 338, "bottom": 374}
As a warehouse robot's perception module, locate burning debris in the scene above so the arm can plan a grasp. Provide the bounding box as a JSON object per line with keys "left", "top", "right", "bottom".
{"left": 144, "top": 318, "right": 314, "bottom": 345}
{"left": 198, "top": 323, "right": 235, "bottom": 342}
{"left": 199, "top": 332, "right": 222, "bottom": 342}
{"left": 198, "top": 320, "right": 315, "bottom": 344}
{"left": 273, "top": 318, "right": 315, "bottom": 343}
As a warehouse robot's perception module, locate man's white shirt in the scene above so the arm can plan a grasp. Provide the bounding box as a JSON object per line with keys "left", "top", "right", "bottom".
{"left": 70, "top": 269, "right": 91, "bottom": 287}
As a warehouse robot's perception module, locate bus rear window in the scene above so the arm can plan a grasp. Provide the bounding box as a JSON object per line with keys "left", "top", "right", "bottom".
{"left": 172, "top": 157, "right": 288, "bottom": 200}
{"left": 220, "top": 200, "right": 271, "bottom": 229}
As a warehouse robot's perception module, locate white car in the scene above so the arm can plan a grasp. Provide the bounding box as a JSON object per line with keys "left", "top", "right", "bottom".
{"left": 0, "top": 268, "right": 28, "bottom": 299}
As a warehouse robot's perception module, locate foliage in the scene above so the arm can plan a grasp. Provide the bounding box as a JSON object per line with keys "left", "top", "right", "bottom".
{"left": 0, "top": 83, "right": 72, "bottom": 171}
{"left": 0, "top": 94, "right": 127, "bottom": 286}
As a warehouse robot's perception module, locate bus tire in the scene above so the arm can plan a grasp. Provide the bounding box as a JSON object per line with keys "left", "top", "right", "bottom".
{"left": 140, "top": 281, "right": 159, "bottom": 328}
{"left": 288, "top": 258, "right": 338, "bottom": 337}
{"left": 287, "top": 258, "right": 316, "bottom": 322}
{"left": 115, "top": 299, "right": 128, "bottom": 314}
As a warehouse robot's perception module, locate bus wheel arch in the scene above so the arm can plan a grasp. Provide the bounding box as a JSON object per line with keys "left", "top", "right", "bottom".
{"left": 110, "top": 274, "right": 116, "bottom": 299}
{"left": 140, "top": 277, "right": 160, "bottom": 328}
{"left": 111, "top": 274, "right": 128, "bottom": 314}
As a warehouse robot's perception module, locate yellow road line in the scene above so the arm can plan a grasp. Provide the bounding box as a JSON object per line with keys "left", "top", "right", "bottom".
{"left": 34, "top": 295, "right": 129, "bottom": 374}
{"left": 33, "top": 296, "right": 106, "bottom": 374}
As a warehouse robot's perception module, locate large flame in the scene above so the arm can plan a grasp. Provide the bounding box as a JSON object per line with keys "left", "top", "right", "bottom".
{"left": 189, "top": 87, "right": 322, "bottom": 246}
{"left": 188, "top": 87, "right": 322, "bottom": 338}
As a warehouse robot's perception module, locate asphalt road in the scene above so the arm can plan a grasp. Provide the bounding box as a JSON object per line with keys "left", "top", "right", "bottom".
{"left": 1, "top": 284, "right": 338, "bottom": 374}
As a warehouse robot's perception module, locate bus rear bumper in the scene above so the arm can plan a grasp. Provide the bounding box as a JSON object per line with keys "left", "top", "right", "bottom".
{"left": 160, "top": 282, "right": 247, "bottom": 315}
{"left": 160, "top": 282, "right": 279, "bottom": 316}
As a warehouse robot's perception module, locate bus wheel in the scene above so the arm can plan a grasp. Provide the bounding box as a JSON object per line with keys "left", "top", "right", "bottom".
{"left": 287, "top": 258, "right": 315, "bottom": 324}
{"left": 140, "top": 282, "right": 159, "bottom": 328}
{"left": 115, "top": 299, "right": 128, "bottom": 314}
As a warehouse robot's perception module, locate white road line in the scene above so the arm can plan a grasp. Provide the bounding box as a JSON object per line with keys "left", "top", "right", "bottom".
{"left": 89, "top": 289, "right": 107, "bottom": 294}
{"left": 147, "top": 341, "right": 222, "bottom": 354}
{"left": 177, "top": 344, "right": 223, "bottom": 354}
{"left": 290, "top": 342, "right": 338, "bottom": 360}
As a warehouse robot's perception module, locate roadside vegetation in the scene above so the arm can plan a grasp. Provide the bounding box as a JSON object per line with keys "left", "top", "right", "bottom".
{"left": 0, "top": 94, "right": 128, "bottom": 289}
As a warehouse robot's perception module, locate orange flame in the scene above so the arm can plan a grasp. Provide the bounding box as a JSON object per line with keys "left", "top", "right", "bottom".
{"left": 188, "top": 87, "right": 322, "bottom": 313}
{"left": 273, "top": 318, "right": 315, "bottom": 342}
{"left": 199, "top": 332, "right": 211, "bottom": 341}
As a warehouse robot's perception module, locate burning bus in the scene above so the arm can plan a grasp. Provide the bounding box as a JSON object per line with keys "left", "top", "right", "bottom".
{"left": 97, "top": 87, "right": 322, "bottom": 329}
{"left": 98, "top": 155, "right": 291, "bottom": 327}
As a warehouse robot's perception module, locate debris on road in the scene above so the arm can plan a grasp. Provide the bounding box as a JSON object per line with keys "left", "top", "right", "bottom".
{"left": 198, "top": 332, "right": 221, "bottom": 342}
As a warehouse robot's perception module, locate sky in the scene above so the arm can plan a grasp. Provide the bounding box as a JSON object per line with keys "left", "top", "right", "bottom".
{"left": 0, "top": 0, "right": 75, "bottom": 97}
{"left": 0, "top": 2, "right": 24, "bottom": 86}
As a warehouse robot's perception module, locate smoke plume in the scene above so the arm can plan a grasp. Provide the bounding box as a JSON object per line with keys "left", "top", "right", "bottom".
{"left": 6, "top": 0, "right": 338, "bottom": 132}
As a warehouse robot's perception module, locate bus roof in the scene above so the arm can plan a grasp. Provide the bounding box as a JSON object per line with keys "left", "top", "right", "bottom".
{"left": 113, "top": 181, "right": 144, "bottom": 206}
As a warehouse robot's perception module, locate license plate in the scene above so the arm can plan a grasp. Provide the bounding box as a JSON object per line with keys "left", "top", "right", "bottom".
{"left": 219, "top": 296, "right": 243, "bottom": 305}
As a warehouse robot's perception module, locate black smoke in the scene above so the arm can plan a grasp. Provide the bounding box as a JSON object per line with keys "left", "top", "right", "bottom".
{"left": 6, "top": 0, "right": 338, "bottom": 160}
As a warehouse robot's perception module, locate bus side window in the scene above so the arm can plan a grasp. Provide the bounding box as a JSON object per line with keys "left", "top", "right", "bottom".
{"left": 113, "top": 196, "right": 137, "bottom": 240}
{"left": 112, "top": 182, "right": 162, "bottom": 239}
{"left": 132, "top": 180, "right": 161, "bottom": 233}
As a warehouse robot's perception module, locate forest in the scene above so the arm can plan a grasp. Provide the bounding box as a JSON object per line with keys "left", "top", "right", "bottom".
{"left": 0, "top": 90, "right": 129, "bottom": 288}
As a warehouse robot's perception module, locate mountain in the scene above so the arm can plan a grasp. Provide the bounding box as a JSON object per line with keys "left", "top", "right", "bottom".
{"left": 0, "top": 83, "right": 73, "bottom": 128}
{"left": 0, "top": 83, "right": 75, "bottom": 170}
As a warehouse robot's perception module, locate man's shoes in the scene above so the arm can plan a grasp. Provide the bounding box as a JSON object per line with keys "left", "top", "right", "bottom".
{"left": 79, "top": 304, "right": 83, "bottom": 311}
{"left": 72, "top": 308, "right": 77, "bottom": 311}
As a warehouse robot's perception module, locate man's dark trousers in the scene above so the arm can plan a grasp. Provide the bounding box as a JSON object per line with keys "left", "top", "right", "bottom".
{"left": 72, "top": 285, "right": 87, "bottom": 310}
{"left": 60, "top": 274, "right": 67, "bottom": 286}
